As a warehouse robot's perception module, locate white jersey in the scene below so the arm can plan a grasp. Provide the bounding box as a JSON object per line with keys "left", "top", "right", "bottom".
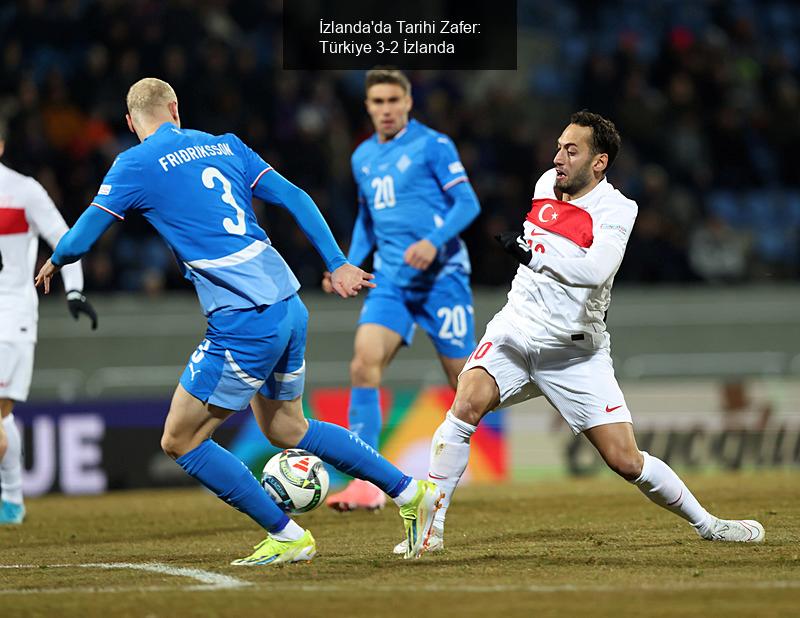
{"left": 506, "top": 168, "right": 637, "bottom": 348}
{"left": 0, "top": 162, "right": 83, "bottom": 342}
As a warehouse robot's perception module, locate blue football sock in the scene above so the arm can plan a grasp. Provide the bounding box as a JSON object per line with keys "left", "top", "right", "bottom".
{"left": 298, "top": 419, "right": 412, "bottom": 498}
{"left": 176, "top": 439, "right": 289, "bottom": 533}
{"left": 348, "top": 387, "right": 382, "bottom": 450}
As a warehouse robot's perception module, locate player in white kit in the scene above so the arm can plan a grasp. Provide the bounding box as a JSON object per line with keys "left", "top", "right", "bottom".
{"left": 396, "top": 111, "right": 765, "bottom": 555}
{"left": 0, "top": 120, "right": 97, "bottom": 524}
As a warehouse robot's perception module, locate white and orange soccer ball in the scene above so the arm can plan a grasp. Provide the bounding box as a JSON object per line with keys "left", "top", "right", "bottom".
{"left": 261, "top": 449, "right": 330, "bottom": 515}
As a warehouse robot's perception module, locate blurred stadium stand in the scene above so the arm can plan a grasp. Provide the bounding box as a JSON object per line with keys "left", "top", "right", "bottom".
{"left": 2, "top": 0, "right": 800, "bottom": 292}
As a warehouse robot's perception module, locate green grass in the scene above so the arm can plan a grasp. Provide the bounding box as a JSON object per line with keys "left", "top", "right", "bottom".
{"left": 1, "top": 470, "right": 798, "bottom": 617}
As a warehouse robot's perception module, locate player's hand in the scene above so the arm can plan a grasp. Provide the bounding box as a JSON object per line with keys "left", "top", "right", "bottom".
{"left": 330, "top": 263, "right": 376, "bottom": 298}
{"left": 321, "top": 271, "right": 335, "bottom": 294}
{"left": 403, "top": 239, "right": 438, "bottom": 270}
{"left": 34, "top": 258, "right": 60, "bottom": 294}
{"left": 495, "top": 231, "right": 534, "bottom": 266}
{"left": 66, "top": 290, "right": 99, "bottom": 330}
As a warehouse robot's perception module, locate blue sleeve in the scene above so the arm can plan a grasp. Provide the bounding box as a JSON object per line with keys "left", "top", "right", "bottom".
{"left": 347, "top": 191, "right": 375, "bottom": 267}
{"left": 427, "top": 134, "right": 470, "bottom": 193}
{"left": 252, "top": 169, "right": 347, "bottom": 272}
{"left": 51, "top": 206, "right": 118, "bottom": 266}
{"left": 89, "top": 152, "right": 143, "bottom": 220}
{"left": 425, "top": 179, "right": 481, "bottom": 247}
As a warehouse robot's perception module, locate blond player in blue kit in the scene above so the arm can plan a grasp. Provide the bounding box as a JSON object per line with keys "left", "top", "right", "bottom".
{"left": 35, "top": 78, "right": 443, "bottom": 564}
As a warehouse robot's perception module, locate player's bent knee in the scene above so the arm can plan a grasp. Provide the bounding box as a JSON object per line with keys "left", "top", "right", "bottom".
{"left": 160, "top": 432, "right": 189, "bottom": 460}
{"left": 264, "top": 415, "right": 309, "bottom": 449}
{"left": 349, "top": 356, "right": 381, "bottom": 387}
{"left": 451, "top": 396, "right": 489, "bottom": 427}
{"left": 604, "top": 451, "right": 643, "bottom": 481}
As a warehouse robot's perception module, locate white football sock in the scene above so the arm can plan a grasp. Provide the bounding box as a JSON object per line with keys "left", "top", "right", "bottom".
{"left": 271, "top": 518, "right": 305, "bottom": 542}
{"left": 393, "top": 479, "right": 419, "bottom": 506}
{"left": 633, "top": 451, "right": 714, "bottom": 535}
{"left": 429, "top": 411, "right": 476, "bottom": 531}
{"left": 1, "top": 414, "right": 23, "bottom": 505}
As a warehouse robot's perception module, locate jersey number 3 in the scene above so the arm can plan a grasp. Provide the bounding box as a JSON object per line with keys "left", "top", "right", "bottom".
{"left": 202, "top": 167, "right": 246, "bottom": 235}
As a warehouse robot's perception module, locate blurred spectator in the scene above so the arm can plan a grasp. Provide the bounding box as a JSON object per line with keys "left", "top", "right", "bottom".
{"left": 0, "top": 0, "right": 799, "bottom": 293}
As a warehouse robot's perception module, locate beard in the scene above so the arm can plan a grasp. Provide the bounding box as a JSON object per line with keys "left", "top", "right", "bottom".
{"left": 554, "top": 164, "right": 593, "bottom": 196}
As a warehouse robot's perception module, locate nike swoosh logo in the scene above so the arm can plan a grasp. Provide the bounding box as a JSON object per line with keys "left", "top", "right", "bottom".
{"left": 605, "top": 405, "right": 623, "bottom": 413}
{"left": 428, "top": 473, "right": 448, "bottom": 480}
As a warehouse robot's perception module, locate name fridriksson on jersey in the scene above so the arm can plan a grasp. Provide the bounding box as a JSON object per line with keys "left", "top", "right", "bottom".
{"left": 157, "top": 142, "right": 234, "bottom": 172}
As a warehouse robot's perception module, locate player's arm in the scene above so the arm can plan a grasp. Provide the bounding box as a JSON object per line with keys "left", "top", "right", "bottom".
{"left": 323, "top": 194, "right": 375, "bottom": 294}
{"left": 253, "top": 169, "right": 375, "bottom": 297}
{"left": 347, "top": 193, "right": 376, "bottom": 267}
{"left": 498, "top": 235, "right": 624, "bottom": 288}
{"left": 35, "top": 206, "right": 117, "bottom": 298}
{"left": 406, "top": 136, "right": 480, "bottom": 270}
{"left": 496, "top": 207, "right": 636, "bottom": 288}
{"left": 36, "top": 153, "right": 137, "bottom": 298}
{"left": 26, "top": 180, "right": 100, "bottom": 328}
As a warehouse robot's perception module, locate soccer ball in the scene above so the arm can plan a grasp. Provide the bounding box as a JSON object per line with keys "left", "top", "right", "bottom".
{"left": 261, "top": 449, "right": 330, "bottom": 515}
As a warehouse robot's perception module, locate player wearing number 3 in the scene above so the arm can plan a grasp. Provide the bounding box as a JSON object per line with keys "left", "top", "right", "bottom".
{"left": 35, "top": 78, "right": 445, "bottom": 564}
{"left": 399, "top": 111, "right": 765, "bottom": 555}
{"left": 323, "top": 68, "right": 481, "bottom": 514}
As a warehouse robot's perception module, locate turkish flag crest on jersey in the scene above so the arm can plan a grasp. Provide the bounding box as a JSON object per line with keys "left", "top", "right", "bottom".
{"left": 526, "top": 199, "right": 593, "bottom": 248}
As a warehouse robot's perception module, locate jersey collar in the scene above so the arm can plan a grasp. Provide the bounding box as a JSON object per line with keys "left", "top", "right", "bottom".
{"left": 146, "top": 122, "right": 180, "bottom": 141}
{"left": 374, "top": 118, "right": 415, "bottom": 145}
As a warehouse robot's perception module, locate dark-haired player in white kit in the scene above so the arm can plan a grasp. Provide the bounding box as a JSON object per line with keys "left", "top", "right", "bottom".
{"left": 397, "top": 111, "right": 764, "bottom": 554}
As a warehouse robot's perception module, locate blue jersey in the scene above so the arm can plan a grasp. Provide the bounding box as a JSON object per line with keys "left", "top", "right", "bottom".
{"left": 350, "top": 119, "right": 473, "bottom": 288}
{"left": 90, "top": 123, "right": 299, "bottom": 314}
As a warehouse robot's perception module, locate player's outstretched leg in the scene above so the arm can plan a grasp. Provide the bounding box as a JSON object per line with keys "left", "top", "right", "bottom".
{"left": 0, "top": 411, "right": 25, "bottom": 525}
{"left": 585, "top": 423, "right": 765, "bottom": 543}
{"left": 634, "top": 450, "right": 764, "bottom": 542}
{"left": 394, "top": 368, "right": 496, "bottom": 555}
{"left": 164, "top": 386, "right": 315, "bottom": 566}
{"left": 297, "top": 418, "right": 442, "bottom": 559}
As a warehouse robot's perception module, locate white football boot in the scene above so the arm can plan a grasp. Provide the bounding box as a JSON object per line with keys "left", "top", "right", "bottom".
{"left": 393, "top": 526, "right": 444, "bottom": 555}
{"left": 701, "top": 518, "right": 765, "bottom": 543}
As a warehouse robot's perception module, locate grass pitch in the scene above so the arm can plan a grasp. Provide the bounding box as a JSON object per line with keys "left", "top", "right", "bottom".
{"left": 1, "top": 470, "right": 798, "bottom": 617}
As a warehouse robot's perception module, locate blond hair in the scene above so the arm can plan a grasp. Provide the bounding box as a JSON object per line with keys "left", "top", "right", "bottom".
{"left": 126, "top": 78, "right": 177, "bottom": 120}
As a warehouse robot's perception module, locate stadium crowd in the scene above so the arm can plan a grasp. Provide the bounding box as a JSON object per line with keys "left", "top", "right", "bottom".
{"left": 1, "top": 0, "right": 799, "bottom": 292}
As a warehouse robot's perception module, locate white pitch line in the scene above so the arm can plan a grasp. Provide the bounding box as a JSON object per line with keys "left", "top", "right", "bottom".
{"left": 1, "top": 564, "right": 799, "bottom": 596}
{"left": 0, "top": 562, "right": 251, "bottom": 592}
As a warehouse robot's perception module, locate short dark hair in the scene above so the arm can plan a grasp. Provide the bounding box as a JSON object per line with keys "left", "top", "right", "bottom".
{"left": 0, "top": 116, "right": 7, "bottom": 142}
{"left": 569, "top": 110, "right": 621, "bottom": 170}
{"left": 365, "top": 67, "right": 411, "bottom": 97}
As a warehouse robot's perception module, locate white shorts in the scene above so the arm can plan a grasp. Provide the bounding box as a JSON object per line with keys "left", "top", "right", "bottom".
{"left": 0, "top": 341, "right": 35, "bottom": 402}
{"left": 460, "top": 308, "right": 632, "bottom": 434}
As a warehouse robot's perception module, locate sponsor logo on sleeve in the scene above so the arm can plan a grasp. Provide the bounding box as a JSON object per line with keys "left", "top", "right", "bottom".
{"left": 98, "top": 184, "right": 112, "bottom": 195}
{"left": 600, "top": 223, "right": 627, "bottom": 235}
{"left": 448, "top": 161, "right": 465, "bottom": 174}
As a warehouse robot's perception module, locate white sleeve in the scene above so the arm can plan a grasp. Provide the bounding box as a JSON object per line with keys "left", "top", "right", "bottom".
{"left": 529, "top": 241, "right": 623, "bottom": 288}
{"left": 25, "top": 179, "right": 85, "bottom": 293}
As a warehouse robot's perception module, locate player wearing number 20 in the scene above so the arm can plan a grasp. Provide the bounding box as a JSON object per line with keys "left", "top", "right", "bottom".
{"left": 35, "top": 78, "right": 444, "bottom": 565}
{"left": 324, "top": 68, "right": 481, "bottom": 512}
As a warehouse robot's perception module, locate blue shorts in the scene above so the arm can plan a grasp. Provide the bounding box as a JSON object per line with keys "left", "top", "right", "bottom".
{"left": 358, "top": 270, "right": 475, "bottom": 358}
{"left": 179, "top": 294, "right": 308, "bottom": 411}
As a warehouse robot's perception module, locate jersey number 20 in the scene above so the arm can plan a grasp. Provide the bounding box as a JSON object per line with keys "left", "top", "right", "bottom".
{"left": 202, "top": 167, "right": 246, "bottom": 235}
{"left": 371, "top": 175, "right": 396, "bottom": 210}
